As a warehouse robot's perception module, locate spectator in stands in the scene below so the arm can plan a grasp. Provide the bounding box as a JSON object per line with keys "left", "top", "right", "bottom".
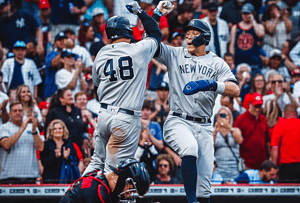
{"left": 202, "top": 2, "right": 229, "bottom": 58}
{"left": 243, "top": 73, "right": 268, "bottom": 110}
{"left": 213, "top": 106, "right": 243, "bottom": 181}
{"left": 0, "top": 88, "right": 9, "bottom": 124}
{"left": 154, "top": 154, "right": 180, "bottom": 184}
{"left": 169, "top": 32, "right": 184, "bottom": 47}
{"left": 211, "top": 159, "right": 224, "bottom": 184}
{"left": 64, "top": 28, "right": 94, "bottom": 73}
{"left": 232, "top": 160, "right": 278, "bottom": 184}
{"left": 262, "top": 3, "right": 292, "bottom": 56}
{"left": 74, "top": 91, "right": 96, "bottom": 132}
{"left": 5, "top": 88, "right": 16, "bottom": 112}
{"left": 277, "top": 0, "right": 300, "bottom": 39}
{"left": 90, "top": 7, "right": 105, "bottom": 40}
{"left": 213, "top": 96, "right": 241, "bottom": 125}
{"left": 220, "top": 0, "right": 245, "bottom": 30}
{"left": 263, "top": 72, "right": 299, "bottom": 113}
{"left": 262, "top": 49, "right": 290, "bottom": 83}
{"left": 289, "top": 40, "right": 300, "bottom": 68}
{"left": 44, "top": 32, "right": 67, "bottom": 100}
{"left": 2, "top": 41, "right": 42, "bottom": 98}
{"left": 83, "top": 0, "right": 108, "bottom": 23}
{"left": 26, "top": 39, "right": 46, "bottom": 99}
{"left": 224, "top": 52, "right": 236, "bottom": 73}
{"left": 229, "top": 3, "right": 265, "bottom": 71}
{"left": 38, "top": 101, "right": 49, "bottom": 129}
{"left": 281, "top": 39, "right": 298, "bottom": 72}
{"left": 45, "top": 88, "right": 87, "bottom": 148}
{"left": 236, "top": 63, "right": 251, "bottom": 102}
{"left": 168, "top": 2, "right": 193, "bottom": 42}
{"left": 39, "top": 0, "right": 51, "bottom": 57}
{"left": 40, "top": 119, "right": 84, "bottom": 183}
{"left": 49, "top": 0, "right": 86, "bottom": 43}
{"left": 78, "top": 23, "right": 100, "bottom": 51}
{"left": 271, "top": 104, "right": 300, "bottom": 183}
{"left": 55, "top": 49, "right": 87, "bottom": 97}
{"left": 234, "top": 93, "right": 270, "bottom": 169}
{"left": 290, "top": 68, "right": 300, "bottom": 93}
{"left": 150, "top": 81, "right": 169, "bottom": 130}
{"left": 16, "top": 85, "right": 43, "bottom": 131}
{"left": 89, "top": 24, "right": 110, "bottom": 61}
{"left": 264, "top": 99, "right": 283, "bottom": 139}
{"left": 0, "top": 101, "right": 44, "bottom": 184}
{"left": 0, "top": 0, "right": 44, "bottom": 55}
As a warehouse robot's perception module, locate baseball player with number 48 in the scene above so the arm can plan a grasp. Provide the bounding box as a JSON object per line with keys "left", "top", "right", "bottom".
{"left": 153, "top": 7, "right": 240, "bottom": 203}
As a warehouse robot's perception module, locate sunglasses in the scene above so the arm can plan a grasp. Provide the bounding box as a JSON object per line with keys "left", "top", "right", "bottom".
{"left": 159, "top": 164, "right": 169, "bottom": 168}
{"left": 254, "top": 104, "right": 262, "bottom": 109}
{"left": 271, "top": 80, "right": 283, "bottom": 84}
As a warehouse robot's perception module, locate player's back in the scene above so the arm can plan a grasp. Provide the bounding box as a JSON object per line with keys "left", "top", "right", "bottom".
{"left": 92, "top": 38, "right": 158, "bottom": 111}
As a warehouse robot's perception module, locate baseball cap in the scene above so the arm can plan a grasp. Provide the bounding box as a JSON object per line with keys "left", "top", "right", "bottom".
{"left": 251, "top": 93, "right": 263, "bottom": 106}
{"left": 38, "top": 101, "right": 49, "bottom": 110}
{"left": 55, "top": 32, "right": 67, "bottom": 41}
{"left": 92, "top": 7, "right": 104, "bottom": 17}
{"left": 85, "top": 73, "right": 92, "bottom": 81}
{"left": 208, "top": 2, "right": 218, "bottom": 11}
{"left": 157, "top": 81, "right": 169, "bottom": 90}
{"left": 13, "top": 41, "right": 26, "bottom": 49}
{"left": 241, "top": 3, "right": 254, "bottom": 14}
{"left": 269, "top": 49, "right": 282, "bottom": 59}
{"left": 61, "top": 49, "right": 76, "bottom": 58}
{"left": 171, "top": 32, "right": 183, "bottom": 39}
{"left": 39, "top": 0, "right": 50, "bottom": 10}
{"left": 0, "top": 0, "right": 10, "bottom": 7}
{"left": 292, "top": 68, "right": 300, "bottom": 76}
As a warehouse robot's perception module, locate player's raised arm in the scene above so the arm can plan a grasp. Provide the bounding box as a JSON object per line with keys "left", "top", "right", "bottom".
{"left": 126, "top": 1, "right": 162, "bottom": 44}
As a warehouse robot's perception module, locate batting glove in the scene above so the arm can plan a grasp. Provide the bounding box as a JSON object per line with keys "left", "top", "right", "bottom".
{"left": 126, "top": 1, "right": 143, "bottom": 15}
{"left": 183, "top": 79, "right": 217, "bottom": 95}
{"left": 154, "top": 1, "right": 174, "bottom": 16}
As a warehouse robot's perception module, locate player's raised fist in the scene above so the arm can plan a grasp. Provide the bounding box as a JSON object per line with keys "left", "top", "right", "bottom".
{"left": 126, "top": 1, "right": 143, "bottom": 15}
{"left": 157, "top": 1, "right": 174, "bottom": 15}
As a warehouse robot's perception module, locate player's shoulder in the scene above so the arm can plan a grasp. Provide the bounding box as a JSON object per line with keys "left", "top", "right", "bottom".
{"left": 206, "top": 52, "right": 226, "bottom": 65}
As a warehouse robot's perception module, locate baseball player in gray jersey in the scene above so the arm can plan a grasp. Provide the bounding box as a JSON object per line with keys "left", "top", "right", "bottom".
{"left": 84, "top": 2, "right": 163, "bottom": 176}
{"left": 154, "top": 17, "right": 240, "bottom": 203}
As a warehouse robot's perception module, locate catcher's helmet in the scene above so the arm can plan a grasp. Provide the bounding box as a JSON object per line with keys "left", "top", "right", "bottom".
{"left": 111, "top": 159, "right": 150, "bottom": 202}
{"left": 183, "top": 19, "right": 211, "bottom": 46}
{"left": 106, "top": 16, "right": 133, "bottom": 40}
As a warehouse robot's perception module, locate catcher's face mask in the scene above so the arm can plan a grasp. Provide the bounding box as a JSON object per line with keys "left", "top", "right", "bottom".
{"left": 118, "top": 178, "right": 138, "bottom": 203}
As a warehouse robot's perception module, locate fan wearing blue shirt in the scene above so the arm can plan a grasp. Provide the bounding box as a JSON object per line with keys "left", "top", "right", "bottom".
{"left": 233, "top": 160, "right": 278, "bottom": 184}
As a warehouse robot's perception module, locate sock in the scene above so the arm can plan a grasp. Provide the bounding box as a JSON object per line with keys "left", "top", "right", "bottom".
{"left": 181, "top": 156, "right": 197, "bottom": 203}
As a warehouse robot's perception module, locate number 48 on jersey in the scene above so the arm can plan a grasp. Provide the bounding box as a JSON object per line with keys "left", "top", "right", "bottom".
{"left": 103, "top": 56, "right": 134, "bottom": 82}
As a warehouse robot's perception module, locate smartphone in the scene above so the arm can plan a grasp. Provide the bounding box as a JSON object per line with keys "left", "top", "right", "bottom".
{"left": 219, "top": 113, "right": 227, "bottom": 118}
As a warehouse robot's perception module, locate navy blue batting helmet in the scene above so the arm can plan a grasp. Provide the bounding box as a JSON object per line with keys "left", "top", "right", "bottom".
{"left": 183, "top": 19, "right": 211, "bottom": 46}
{"left": 106, "top": 16, "right": 133, "bottom": 40}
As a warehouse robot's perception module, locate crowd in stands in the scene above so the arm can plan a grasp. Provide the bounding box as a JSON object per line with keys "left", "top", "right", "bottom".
{"left": 0, "top": 0, "right": 300, "bottom": 185}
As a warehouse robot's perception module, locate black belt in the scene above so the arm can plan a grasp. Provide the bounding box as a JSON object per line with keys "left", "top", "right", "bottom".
{"left": 100, "top": 103, "right": 135, "bottom": 115}
{"left": 171, "top": 112, "right": 211, "bottom": 123}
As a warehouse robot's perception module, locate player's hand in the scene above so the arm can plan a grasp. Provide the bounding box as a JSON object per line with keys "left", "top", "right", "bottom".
{"left": 156, "top": 1, "right": 174, "bottom": 15}
{"left": 126, "top": 1, "right": 143, "bottom": 15}
{"left": 183, "top": 80, "right": 217, "bottom": 95}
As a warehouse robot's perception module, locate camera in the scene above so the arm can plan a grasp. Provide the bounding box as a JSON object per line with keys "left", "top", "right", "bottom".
{"left": 219, "top": 113, "right": 227, "bottom": 118}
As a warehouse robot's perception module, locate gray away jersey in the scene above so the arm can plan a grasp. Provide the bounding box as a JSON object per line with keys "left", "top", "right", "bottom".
{"left": 92, "top": 38, "right": 158, "bottom": 111}
{"left": 157, "top": 43, "right": 237, "bottom": 118}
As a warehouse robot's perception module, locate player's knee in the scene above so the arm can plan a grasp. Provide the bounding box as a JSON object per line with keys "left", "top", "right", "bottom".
{"left": 181, "top": 142, "right": 198, "bottom": 157}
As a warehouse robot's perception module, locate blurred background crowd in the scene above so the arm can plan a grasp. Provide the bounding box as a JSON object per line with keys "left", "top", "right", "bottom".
{"left": 0, "top": 0, "right": 300, "bottom": 185}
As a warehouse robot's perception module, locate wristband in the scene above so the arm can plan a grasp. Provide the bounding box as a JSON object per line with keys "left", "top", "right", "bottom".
{"left": 154, "top": 7, "right": 163, "bottom": 17}
{"left": 216, "top": 82, "right": 225, "bottom": 94}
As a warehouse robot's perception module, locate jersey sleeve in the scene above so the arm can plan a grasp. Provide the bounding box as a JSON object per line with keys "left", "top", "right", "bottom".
{"left": 157, "top": 43, "right": 177, "bottom": 68}
{"left": 216, "top": 59, "right": 237, "bottom": 83}
{"left": 136, "top": 37, "right": 158, "bottom": 58}
{"left": 2, "top": 60, "right": 10, "bottom": 83}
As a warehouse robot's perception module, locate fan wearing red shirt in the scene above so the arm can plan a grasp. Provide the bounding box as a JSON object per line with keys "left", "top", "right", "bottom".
{"left": 271, "top": 104, "right": 300, "bottom": 183}
{"left": 234, "top": 93, "right": 270, "bottom": 169}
